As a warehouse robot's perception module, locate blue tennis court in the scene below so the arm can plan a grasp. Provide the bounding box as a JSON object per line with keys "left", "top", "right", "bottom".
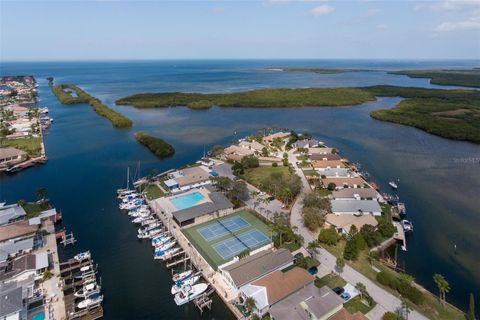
{"left": 197, "top": 216, "right": 250, "bottom": 242}
{"left": 212, "top": 229, "right": 270, "bottom": 259}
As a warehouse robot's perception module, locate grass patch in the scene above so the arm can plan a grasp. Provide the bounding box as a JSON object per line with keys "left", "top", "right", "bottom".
{"left": 388, "top": 69, "right": 480, "bottom": 88}
{"left": 115, "top": 87, "right": 376, "bottom": 109}
{"left": 143, "top": 184, "right": 164, "bottom": 200}
{"left": 21, "top": 203, "right": 45, "bottom": 219}
{"left": 50, "top": 83, "right": 132, "bottom": 128}
{"left": 1, "top": 137, "right": 42, "bottom": 157}
{"left": 134, "top": 132, "right": 175, "bottom": 158}
{"left": 315, "top": 274, "right": 347, "bottom": 289}
{"left": 344, "top": 296, "right": 375, "bottom": 314}
{"left": 302, "top": 169, "right": 318, "bottom": 176}
{"left": 282, "top": 241, "right": 301, "bottom": 252}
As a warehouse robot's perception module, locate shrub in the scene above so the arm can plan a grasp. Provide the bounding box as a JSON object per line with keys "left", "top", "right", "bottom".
{"left": 327, "top": 183, "right": 336, "bottom": 191}
{"left": 318, "top": 227, "right": 340, "bottom": 245}
{"left": 382, "top": 312, "right": 397, "bottom": 320}
{"left": 241, "top": 155, "right": 259, "bottom": 169}
{"left": 272, "top": 162, "right": 278, "bottom": 167}
{"left": 302, "top": 207, "right": 325, "bottom": 231}
{"left": 343, "top": 238, "right": 359, "bottom": 260}
{"left": 376, "top": 271, "right": 425, "bottom": 305}
{"left": 377, "top": 220, "right": 396, "bottom": 238}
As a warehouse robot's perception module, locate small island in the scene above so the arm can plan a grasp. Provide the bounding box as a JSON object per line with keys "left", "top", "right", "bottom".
{"left": 268, "top": 67, "right": 372, "bottom": 74}
{"left": 115, "top": 88, "right": 376, "bottom": 109}
{"left": 388, "top": 69, "right": 480, "bottom": 88}
{"left": 134, "top": 132, "right": 175, "bottom": 158}
{"left": 49, "top": 81, "right": 133, "bottom": 128}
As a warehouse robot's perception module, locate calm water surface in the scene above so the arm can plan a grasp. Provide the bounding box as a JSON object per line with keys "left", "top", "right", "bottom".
{"left": 1, "top": 60, "right": 479, "bottom": 318}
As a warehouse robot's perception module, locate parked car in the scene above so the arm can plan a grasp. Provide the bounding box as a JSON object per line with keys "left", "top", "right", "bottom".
{"left": 307, "top": 266, "right": 318, "bottom": 275}
{"left": 267, "top": 196, "right": 275, "bottom": 201}
{"left": 332, "top": 287, "right": 344, "bottom": 295}
{"left": 294, "top": 252, "right": 304, "bottom": 260}
{"left": 340, "top": 292, "right": 351, "bottom": 301}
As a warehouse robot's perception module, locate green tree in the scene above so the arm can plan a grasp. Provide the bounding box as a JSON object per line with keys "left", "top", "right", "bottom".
{"left": 232, "top": 161, "right": 244, "bottom": 175}
{"left": 382, "top": 312, "right": 397, "bottom": 320}
{"left": 377, "top": 220, "right": 396, "bottom": 238}
{"left": 318, "top": 227, "right": 340, "bottom": 245}
{"left": 433, "top": 274, "right": 450, "bottom": 308}
{"left": 327, "top": 182, "right": 336, "bottom": 191}
{"left": 307, "top": 240, "right": 320, "bottom": 256}
{"left": 468, "top": 293, "right": 475, "bottom": 320}
{"left": 302, "top": 207, "right": 325, "bottom": 231}
{"left": 244, "top": 296, "right": 256, "bottom": 313}
{"left": 343, "top": 238, "right": 359, "bottom": 261}
{"left": 35, "top": 187, "right": 46, "bottom": 202}
{"left": 336, "top": 257, "right": 345, "bottom": 272}
{"left": 210, "top": 145, "right": 224, "bottom": 157}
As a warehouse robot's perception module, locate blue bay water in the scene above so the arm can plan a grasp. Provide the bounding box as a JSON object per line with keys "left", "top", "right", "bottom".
{"left": 1, "top": 60, "right": 479, "bottom": 318}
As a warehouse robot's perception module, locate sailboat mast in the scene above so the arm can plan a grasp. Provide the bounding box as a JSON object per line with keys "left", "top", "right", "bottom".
{"left": 127, "top": 167, "right": 130, "bottom": 190}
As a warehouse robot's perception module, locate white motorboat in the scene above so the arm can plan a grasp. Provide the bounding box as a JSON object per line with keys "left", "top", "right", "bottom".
{"left": 77, "top": 292, "right": 103, "bottom": 309}
{"left": 151, "top": 232, "right": 170, "bottom": 244}
{"left": 129, "top": 209, "right": 150, "bottom": 218}
{"left": 73, "top": 251, "right": 91, "bottom": 262}
{"left": 141, "top": 218, "right": 158, "bottom": 226}
{"left": 172, "top": 270, "right": 193, "bottom": 282}
{"left": 154, "top": 247, "right": 181, "bottom": 260}
{"left": 152, "top": 236, "right": 173, "bottom": 247}
{"left": 389, "top": 181, "right": 398, "bottom": 189}
{"left": 138, "top": 222, "right": 162, "bottom": 234}
{"left": 401, "top": 220, "right": 413, "bottom": 232}
{"left": 154, "top": 241, "right": 176, "bottom": 253}
{"left": 138, "top": 228, "right": 163, "bottom": 239}
{"left": 120, "top": 200, "right": 144, "bottom": 210}
{"left": 121, "top": 194, "right": 140, "bottom": 203}
{"left": 171, "top": 276, "right": 200, "bottom": 295}
{"left": 174, "top": 283, "right": 209, "bottom": 306}
{"left": 74, "top": 282, "right": 101, "bottom": 298}
{"left": 132, "top": 215, "right": 152, "bottom": 224}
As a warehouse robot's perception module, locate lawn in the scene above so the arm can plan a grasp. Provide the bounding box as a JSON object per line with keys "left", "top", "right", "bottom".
{"left": 315, "top": 274, "right": 347, "bottom": 289}
{"left": 143, "top": 184, "right": 164, "bottom": 200}
{"left": 344, "top": 296, "right": 375, "bottom": 314}
{"left": 22, "top": 203, "right": 46, "bottom": 219}
{"left": 302, "top": 169, "right": 318, "bottom": 177}
{"left": 242, "top": 166, "right": 290, "bottom": 186}
{"left": 182, "top": 210, "right": 272, "bottom": 269}
{"left": 2, "top": 137, "right": 42, "bottom": 157}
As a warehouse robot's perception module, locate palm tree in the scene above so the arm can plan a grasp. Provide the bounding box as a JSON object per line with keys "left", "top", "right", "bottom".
{"left": 335, "top": 257, "right": 345, "bottom": 272}
{"left": 355, "top": 282, "right": 366, "bottom": 301}
{"left": 307, "top": 240, "right": 319, "bottom": 257}
{"left": 433, "top": 274, "right": 450, "bottom": 307}
{"left": 35, "top": 187, "right": 46, "bottom": 202}
{"left": 244, "top": 296, "right": 256, "bottom": 314}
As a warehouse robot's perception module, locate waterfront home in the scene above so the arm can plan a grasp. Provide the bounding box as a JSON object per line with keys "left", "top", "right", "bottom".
{"left": 153, "top": 188, "right": 233, "bottom": 227}
{"left": 239, "top": 140, "right": 265, "bottom": 152}
{"left": 0, "top": 221, "right": 39, "bottom": 244}
{"left": 312, "top": 160, "right": 346, "bottom": 169}
{"left": 0, "top": 285, "right": 23, "bottom": 320}
{"left": 321, "top": 177, "right": 365, "bottom": 189}
{"left": 308, "top": 147, "right": 334, "bottom": 155}
{"left": 268, "top": 284, "right": 343, "bottom": 320}
{"left": 330, "top": 199, "right": 382, "bottom": 216}
{"left": 0, "top": 147, "right": 28, "bottom": 170}
{"left": 325, "top": 214, "right": 378, "bottom": 235}
{"left": 0, "top": 204, "right": 27, "bottom": 226}
{"left": 262, "top": 132, "right": 290, "bottom": 145}
{"left": 0, "top": 238, "right": 34, "bottom": 266}
{"left": 331, "top": 188, "right": 380, "bottom": 201}
{"left": 293, "top": 139, "right": 319, "bottom": 149}
{"left": 329, "top": 308, "right": 369, "bottom": 320}
{"left": 224, "top": 145, "right": 255, "bottom": 161}
{"left": 239, "top": 267, "right": 314, "bottom": 317}
{"left": 165, "top": 166, "right": 212, "bottom": 191}
{"left": 8, "top": 105, "right": 30, "bottom": 117}
{"left": 310, "top": 153, "right": 342, "bottom": 161}
{"left": 0, "top": 252, "right": 49, "bottom": 283}
{"left": 316, "top": 168, "right": 353, "bottom": 178}
{"left": 219, "top": 248, "right": 294, "bottom": 292}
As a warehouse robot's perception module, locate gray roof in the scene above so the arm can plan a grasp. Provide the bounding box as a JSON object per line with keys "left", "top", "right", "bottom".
{"left": 173, "top": 192, "right": 233, "bottom": 223}
{"left": 0, "top": 285, "right": 22, "bottom": 317}
{"left": 0, "top": 254, "right": 37, "bottom": 282}
{"left": 222, "top": 249, "right": 293, "bottom": 288}
{"left": 332, "top": 188, "right": 379, "bottom": 199}
{"left": 0, "top": 205, "right": 26, "bottom": 226}
{"left": 319, "top": 168, "right": 351, "bottom": 177}
{"left": 269, "top": 284, "right": 343, "bottom": 320}
{"left": 0, "top": 238, "right": 34, "bottom": 262}
{"left": 331, "top": 199, "right": 382, "bottom": 214}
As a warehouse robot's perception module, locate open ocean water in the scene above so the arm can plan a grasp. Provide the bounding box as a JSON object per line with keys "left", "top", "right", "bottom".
{"left": 1, "top": 60, "right": 479, "bottom": 319}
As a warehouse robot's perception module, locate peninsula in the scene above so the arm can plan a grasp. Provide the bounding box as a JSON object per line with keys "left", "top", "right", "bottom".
{"left": 49, "top": 81, "right": 133, "bottom": 128}
{"left": 134, "top": 132, "right": 175, "bottom": 158}
{"left": 116, "top": 85, "right": 480, "bottom": 144}
{"left": 388, "top": 69, "right": 480, "bottom": 88}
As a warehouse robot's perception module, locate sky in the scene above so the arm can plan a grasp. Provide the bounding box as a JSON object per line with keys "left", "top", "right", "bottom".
{"left": 1, "top": 0, "right": 479, "bottom": 61}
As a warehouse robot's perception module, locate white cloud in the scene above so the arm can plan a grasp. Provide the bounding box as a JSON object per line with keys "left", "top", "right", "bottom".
{"left": 434, "top": 18, "right": 480, "bottom": 31}
{"left": 311, "top": 4, "right": 335, "bottom": 16}
{"left": 377, "top": 23, "right": 388, "bottom": 30}
{"left": 365, "top": 8, "right": 381, "bottom": 17}
{"left": 212, "top": 6, "right": 225, "bottom": 14}
{"left": 442, "top": 0, "right": 480, "bottom": 10}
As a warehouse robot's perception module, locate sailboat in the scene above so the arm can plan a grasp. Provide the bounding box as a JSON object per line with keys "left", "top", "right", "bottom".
{"left": 171, "top": 276, "right": 200, "bottom": 295}
{"left": 117, "top": 167, "right": 131, "bottom": 196}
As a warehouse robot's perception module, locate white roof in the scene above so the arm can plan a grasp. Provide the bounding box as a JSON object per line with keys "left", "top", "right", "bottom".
{"left": 331, "top": 200, "right": 382, "bottom": 214}
{"left": 35, "top": 252, "right": 49, "bottom": 270}
{"left": 164, "top": 179, "right": 178, "bottom": 187}
{"left": 240, "top": 284, "right": 269, "bottom": 310}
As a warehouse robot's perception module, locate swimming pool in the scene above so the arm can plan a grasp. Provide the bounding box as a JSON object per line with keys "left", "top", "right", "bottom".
{"left": 32, "top": 312, "right": 45, "bottom": 320}
{"left": 171, "top": 192, "right": 205, "bottom": 210}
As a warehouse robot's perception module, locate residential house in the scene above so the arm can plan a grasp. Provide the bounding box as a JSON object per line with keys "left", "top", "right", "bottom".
{"left": 321, "top": 177, "right": 365, "bottom": 189}
{"left": 0, "top": 221, "right": 39, "bottom": 244}
{"left": 240, "top": 267, "right": 314, "bottom": 317}
{"left": 166, "top": 166, "right": 212, "bottom": 191}
{"left": 223, "top": 145, "right": 255, "bottom": 161}
{"left": 0, "top": 238, "right": 34, "bottom": 267}
{"left": 325, "top": 214, "right": 378, "bottom": 235}
{"left": 0, "top": 253, "right": 49, "bottom": 283}
{"left": 0, "top": 204, "right": 27, "bottom": 226}
{"left": 329, "top": 308, "right": 369, "bottom": 320}
{"left": 239, "top": 140, "right": 265, "bottom": 153}
{"left": 312, "top": 160, "right": 345, "bottom": 169}
{"left": 0, "top": 285, "right": 23, "bottom": 320}
{"left": 330, "top": 199, "right": 382, "bottom": 216}
{"left": 309, "top": 147, "right": 334, "bottom": 155}
{"left": 331, "top": 188, "right": 380, "bottom": 201}
{"left": 294, "top": 139, "right": 319, "bottom": 149}
{"left": 317, "top": 168, "right": 353, "bottom": 178}
{"left": 219, "top": 248, "right": 294, "bottom": 292}
{"left": 262, "top": 132, "right": 290, "bottom": 145}
{"left": 268, "top": 284, "right": 344, "bottom": 320}
{"left": 310, "top": 153, "right": 342, "bottom": 161}
{"left": 0, "top": 148, "right": 27, "bottom": 170}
